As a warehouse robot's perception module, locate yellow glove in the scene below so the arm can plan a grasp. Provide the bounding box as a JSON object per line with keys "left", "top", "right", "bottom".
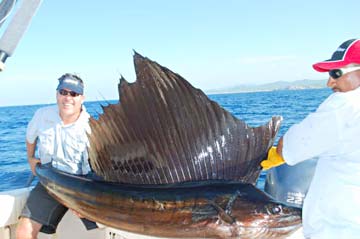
{"left": 261, "top": 146, "right": 285, "bottom": 170}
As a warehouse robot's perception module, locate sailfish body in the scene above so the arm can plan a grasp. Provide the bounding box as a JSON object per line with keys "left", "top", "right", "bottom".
{"left": 36, "top": 53, "right": 301, "bottom": 238}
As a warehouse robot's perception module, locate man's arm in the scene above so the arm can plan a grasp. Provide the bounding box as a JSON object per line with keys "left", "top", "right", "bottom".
{"left": 26, "top": 140, "right": 40, "bottom": 175}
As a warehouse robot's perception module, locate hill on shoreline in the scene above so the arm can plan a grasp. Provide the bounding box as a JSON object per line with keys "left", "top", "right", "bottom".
{"left": 205, "top": 79, "right": 327, "bottom": 94}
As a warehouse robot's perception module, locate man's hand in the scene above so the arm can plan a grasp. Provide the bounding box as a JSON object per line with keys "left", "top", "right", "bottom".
{"left": 28, "top": 157, "right": 41, "bottom": 175}
{"left": 261, "top": 146, "right": 285, "bottom": 170}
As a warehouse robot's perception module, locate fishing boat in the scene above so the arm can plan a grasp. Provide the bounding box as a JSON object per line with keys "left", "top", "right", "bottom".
{"left": 0, "top": 52, "right": 313, "bottom": 238}
{"left": 0, "top": 1, "right": 313, "bottom": 238}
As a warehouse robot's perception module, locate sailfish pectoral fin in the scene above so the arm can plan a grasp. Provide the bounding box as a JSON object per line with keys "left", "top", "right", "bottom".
{"left": 225, "top": 190, "right": 241, "bottom": 213}
{"left": 208, "top": 200, "right": 235, "bottom": 224}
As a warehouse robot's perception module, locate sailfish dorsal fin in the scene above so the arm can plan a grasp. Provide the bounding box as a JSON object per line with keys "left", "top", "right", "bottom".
{"left": 88, "top": 53, "right": 281, "bottom": 185}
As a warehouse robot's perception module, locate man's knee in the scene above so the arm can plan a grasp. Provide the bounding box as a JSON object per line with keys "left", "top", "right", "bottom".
{"left": 16, "top": 217, "right": 42, "bottom": 239}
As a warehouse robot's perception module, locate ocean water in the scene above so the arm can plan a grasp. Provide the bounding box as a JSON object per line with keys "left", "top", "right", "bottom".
{"left": 0, "top": 88, "right": 332, "bottom": 192}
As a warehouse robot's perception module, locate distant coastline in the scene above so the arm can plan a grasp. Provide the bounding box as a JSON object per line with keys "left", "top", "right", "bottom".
{"left": 205, "top": 79, "right": 327, "bottom": 95}
{"left": 0, "top": 79, "right": 327, "bottom": 108}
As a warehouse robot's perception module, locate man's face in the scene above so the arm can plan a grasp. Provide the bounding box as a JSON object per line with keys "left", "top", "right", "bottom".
{"left": 56, "top": 88, "right": 84, "bottom": 118}
{"left": 327, "top": 67, "right": 360, "bottom": 92}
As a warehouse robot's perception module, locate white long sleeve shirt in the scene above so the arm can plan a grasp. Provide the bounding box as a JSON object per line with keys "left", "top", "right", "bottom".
{"left": 26, "top": 105, "right": 91, "bottom": 175}
{"left": 283, "top": 87, "right": 360, "bottom": 239}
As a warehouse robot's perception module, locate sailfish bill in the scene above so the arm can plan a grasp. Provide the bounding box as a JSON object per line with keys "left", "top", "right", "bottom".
{"left": 36, "top": 52, "right": 302, "bottom": 238}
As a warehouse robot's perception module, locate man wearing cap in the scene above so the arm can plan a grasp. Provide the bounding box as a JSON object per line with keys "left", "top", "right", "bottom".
{"left": 261, "top": 38, "right": 360, "bottom": 238}
{"left": 16, "top": 73, "right": 96, "bottom": 239}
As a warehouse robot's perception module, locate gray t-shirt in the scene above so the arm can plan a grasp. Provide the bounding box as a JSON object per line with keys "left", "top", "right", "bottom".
{"left": 26, "top": 105, "right": 91, "bottom": 175}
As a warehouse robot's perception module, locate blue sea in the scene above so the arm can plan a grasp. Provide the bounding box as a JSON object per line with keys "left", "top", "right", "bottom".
{"left": 0, "top": 88, "right": 332, "bottom": 192}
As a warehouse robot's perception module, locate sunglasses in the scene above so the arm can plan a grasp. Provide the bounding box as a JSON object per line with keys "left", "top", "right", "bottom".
{"left": 329, "top": 66, "right": 360, "bottom": 79}
{"left": 58, "top": 89, "right": 80, "bottom": 97}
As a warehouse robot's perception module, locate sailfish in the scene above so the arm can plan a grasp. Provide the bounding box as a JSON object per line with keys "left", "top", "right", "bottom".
{"left": 36, "top": 53, "right": 302, "bottom": 239}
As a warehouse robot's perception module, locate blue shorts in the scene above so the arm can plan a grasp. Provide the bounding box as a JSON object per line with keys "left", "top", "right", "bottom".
{"left": 21, "top": 182, "right": 97, "bottom": 234}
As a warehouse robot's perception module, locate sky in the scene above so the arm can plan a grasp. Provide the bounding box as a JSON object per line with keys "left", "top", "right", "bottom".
{"left": 0, "top": 0, "right": 360, "bottom": 106}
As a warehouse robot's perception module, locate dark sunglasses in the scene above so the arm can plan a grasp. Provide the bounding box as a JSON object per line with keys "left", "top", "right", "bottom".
{"left": 58, "top": 89, "right": 80, "bottom": 97}
{"left": 329, "top": 66, "right": 360, "bottom": 79}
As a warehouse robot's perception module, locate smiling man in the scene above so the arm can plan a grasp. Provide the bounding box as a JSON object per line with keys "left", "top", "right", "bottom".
{"left": 261, "top": 39, "right": 360, "bottom": 239}
{"left": 16, "top": 73, "right": 95, "bottom": 239}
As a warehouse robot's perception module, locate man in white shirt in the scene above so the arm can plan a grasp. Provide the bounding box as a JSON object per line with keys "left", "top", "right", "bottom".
{"left": 261, "top": 38, "right": 360, "bottom": 239}
{"left": 16, "top": 73, "right": 95, "bottom": 239}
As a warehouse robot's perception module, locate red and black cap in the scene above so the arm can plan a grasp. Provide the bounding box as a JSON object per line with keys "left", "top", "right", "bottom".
{"left": 313, "top": 39, "right": 360, "bottom": 72}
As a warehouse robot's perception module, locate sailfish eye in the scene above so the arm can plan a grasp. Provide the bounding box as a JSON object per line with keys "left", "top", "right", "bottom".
{"left": 271, "top": 205, "right": 282, "bottom": 214}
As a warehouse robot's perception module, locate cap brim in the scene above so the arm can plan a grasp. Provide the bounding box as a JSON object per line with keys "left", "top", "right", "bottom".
{"left": 57, "top": 82, "right": 83, "bottom": 94}
{"left": 312, "top": 60, "right": 350, "bottom": 72}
